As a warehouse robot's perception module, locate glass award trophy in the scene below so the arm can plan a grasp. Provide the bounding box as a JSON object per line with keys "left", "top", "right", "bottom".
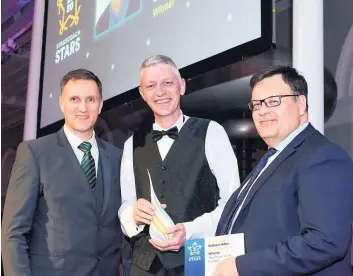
{"left": 147, "top": 169, "right": 175, "bottom": 242}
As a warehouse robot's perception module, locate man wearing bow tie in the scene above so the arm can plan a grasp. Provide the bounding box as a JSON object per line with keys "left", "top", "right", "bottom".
{"left": 118, "top": 55, "right": 241, "bottom": 276}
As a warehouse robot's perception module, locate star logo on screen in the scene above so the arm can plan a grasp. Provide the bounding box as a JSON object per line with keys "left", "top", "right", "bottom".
{"left": 187, "top": 242, "right": 202, "bottom": 256}
{"left": 57, "top": 0, "right": 81, "bottom": 35}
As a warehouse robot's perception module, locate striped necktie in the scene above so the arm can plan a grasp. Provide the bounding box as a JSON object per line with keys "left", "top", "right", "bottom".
{"left": 217, "top": 148, "right": 277, "bottom": 235}
{"left": 78, "top": 142, "right": 96, "bottom": 190}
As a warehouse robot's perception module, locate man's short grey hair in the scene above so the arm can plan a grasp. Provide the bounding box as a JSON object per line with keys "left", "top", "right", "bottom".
{"left": 140, "top": 55, "right": 181, "bottom": 77}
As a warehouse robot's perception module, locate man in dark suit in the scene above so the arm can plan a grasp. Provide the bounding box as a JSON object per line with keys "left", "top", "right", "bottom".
{"left": 214, "top": 66, "right": 353, "bottom": 276}
{"left": 95, "top": 0, "right": 141, "bottom": 35}
{"left": 2, "top": 69, "right": 125, "bottom": 275}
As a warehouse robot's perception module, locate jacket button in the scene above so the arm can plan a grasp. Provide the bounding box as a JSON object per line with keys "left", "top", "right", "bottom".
{"left": 97, "top": 255, "right": 102, "bottom": 261}
{"left": 161, "top": 165, "right": 167, "bottom": 170}
{"left": 159, "top": 194, "right": 164, "bottom": 199}
{"left": 160, "top": 180, "right": 166, "bottom": 184}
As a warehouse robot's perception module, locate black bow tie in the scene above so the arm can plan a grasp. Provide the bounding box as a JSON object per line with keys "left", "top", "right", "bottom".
{"left": 152, "top": 126, "right": 178, "bottom": 143}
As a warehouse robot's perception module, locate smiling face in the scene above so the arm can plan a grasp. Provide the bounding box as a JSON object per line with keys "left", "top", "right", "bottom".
{"left": 252, "top": 74, "right": 307, "bottom": 147}
{"left": 59, "top": 79, "right": 103, "bottom": 140}
{"left": 139, "top": 63, "right": 185, "bottom": 125}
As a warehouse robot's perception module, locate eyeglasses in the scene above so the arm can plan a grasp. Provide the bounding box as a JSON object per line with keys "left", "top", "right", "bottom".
{"left": 248, "top": 95, "right": 299, "bottom": 111}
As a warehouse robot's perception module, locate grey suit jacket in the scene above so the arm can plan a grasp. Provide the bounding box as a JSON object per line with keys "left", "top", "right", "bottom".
{"left": 2, "top": 128, "right": 125, "bottom": 276}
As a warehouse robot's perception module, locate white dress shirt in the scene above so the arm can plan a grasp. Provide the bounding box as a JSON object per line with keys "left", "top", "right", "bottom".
{"left": 228, "top": 121, "right": 310, "bottom": 231}
{"left": 63, "top": 125, "right": 99, "bottom": 176}
{"left": 119, "top": 112, "right": 241, "bottom": 240}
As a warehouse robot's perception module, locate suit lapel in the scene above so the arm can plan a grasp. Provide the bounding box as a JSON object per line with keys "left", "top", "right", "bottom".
{"left": 216, "top": 187, "right": 242, "bottom": 234}
{"left": 56, "top": 128, "right": 97, "bottom": 211}
{"left": 236, "top": 124, "right": 316, "bottom": 218}
{"left": 216, "top": 167, "right": 258, "bottom": 234}
{"left": 238, "top": 146, "right": 296, "bottom": 216}
{"left": 97, "top": 138, "right": 111, "bottom": 218}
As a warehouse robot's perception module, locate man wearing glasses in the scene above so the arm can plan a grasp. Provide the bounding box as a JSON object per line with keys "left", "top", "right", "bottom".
{"left": 213, "top": 65, "right": 353, "bottom": 276}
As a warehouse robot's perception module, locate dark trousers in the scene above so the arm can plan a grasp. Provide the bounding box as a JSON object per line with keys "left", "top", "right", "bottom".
{"left": 129, "top": 265, "right": 184, "bottom": 276}
{"left": 129, "top": 256, "right": 184, "bottom": 276}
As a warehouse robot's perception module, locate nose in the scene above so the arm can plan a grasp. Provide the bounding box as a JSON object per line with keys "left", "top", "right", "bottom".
{"left": 78, "top": 101, "right": 88, "bottom": 112}
{"left": 155, "top": 84, "right": 167, "bottom": 97}
{"left": 257, "top": 103, "right": 271, "bottom": 115}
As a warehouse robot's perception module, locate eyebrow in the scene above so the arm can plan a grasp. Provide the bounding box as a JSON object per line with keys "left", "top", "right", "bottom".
{"left": 69, "top": 95, "right": 97, "bottom": 98}
{"left": 251, "top": 95, "right": 281, "bottom": 101}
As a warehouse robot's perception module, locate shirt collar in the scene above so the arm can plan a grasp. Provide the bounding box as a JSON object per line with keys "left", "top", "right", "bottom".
{"left": 274, "top": 121, "right": 309, "bottom": 152}
{"left": 63, "top": 125, "right": 97, "bottom": 150}
{"left": 153, "top": 111, "right": 186, "bottom": 131}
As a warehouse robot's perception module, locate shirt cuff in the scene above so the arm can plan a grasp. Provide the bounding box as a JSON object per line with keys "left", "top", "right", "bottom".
{"left": 120, "top": 205, "right": 145, "bottom": 237}
{"left": 183, "top": 222, "right": 205, "bottom": 240}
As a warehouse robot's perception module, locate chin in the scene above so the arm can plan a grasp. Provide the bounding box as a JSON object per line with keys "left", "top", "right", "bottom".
{"left": 261, "top": 132, "right": 277, "bottom": 141}
{"left": 258, "top": 129, "right": 275, "bottom": 138}
{"left": 152, "top": 104, "right": 175, "bottom": 114}
{"left": 154, "top": 109, "right": 172, "bottom": 117}
{"left": 74, "top": 124, "right": 93, "bottom": 133}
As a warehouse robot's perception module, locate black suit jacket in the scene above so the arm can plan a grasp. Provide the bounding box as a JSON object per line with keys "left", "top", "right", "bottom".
{"left": 2, "top": 128, "right": 125, "bottom": 276}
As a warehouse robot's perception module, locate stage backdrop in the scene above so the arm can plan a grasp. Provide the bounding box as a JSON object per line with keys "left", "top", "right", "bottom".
{"left": 39, "top": 0, "right": 264, "bottom": 128}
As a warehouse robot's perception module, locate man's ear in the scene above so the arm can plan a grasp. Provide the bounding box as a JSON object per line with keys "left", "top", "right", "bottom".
{"left": 139, "top": 86, "right": 146, "bottom": 101}
{"left": 180, "top": 78, "right": 186, "bottom": 96}
{"left": 59, "top": 95, "right": 64, "bottom": 113}
{"left": 298, "top": 95, "right": 307, "bottom": 116}
{"left": 98, "top": 98, "right": 103, "bottom": 114}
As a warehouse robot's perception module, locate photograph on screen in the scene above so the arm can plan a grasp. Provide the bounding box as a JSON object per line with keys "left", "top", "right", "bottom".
{"left": 41, "top": 0, "right": 264, "bottom": 129}
{"left": 94, "top": 0, "right": 142, "bottom": 38}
